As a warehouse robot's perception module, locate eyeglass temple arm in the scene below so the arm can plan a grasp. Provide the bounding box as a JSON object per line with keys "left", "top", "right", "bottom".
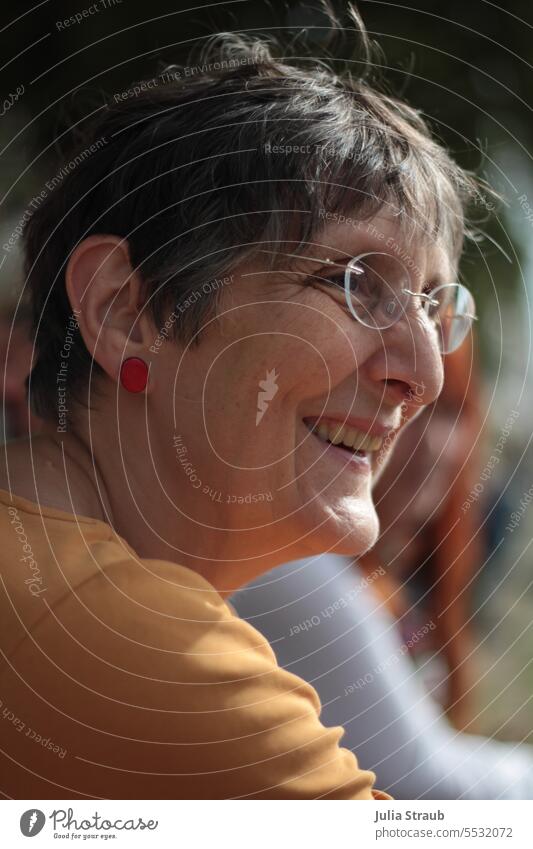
{"left": 402, "top": 288, "right": 477, "bottom": 320}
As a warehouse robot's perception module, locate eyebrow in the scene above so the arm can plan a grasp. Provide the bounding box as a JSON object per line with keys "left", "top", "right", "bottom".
{"left": 259, "top": 248, "right": 352, "bottom": 273}
{"left": 259, "top": 246, "right": 449, "bottom": 289}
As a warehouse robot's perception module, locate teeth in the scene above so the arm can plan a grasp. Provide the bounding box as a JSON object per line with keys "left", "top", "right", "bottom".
{"left": 317, "top": 423, "right": 330, "bottom": 442}
{"left": 313, "top": 420, "right": 383, "bottom": 452}
{"left": 330, "top": 425, "right": 345, "bottom": 445}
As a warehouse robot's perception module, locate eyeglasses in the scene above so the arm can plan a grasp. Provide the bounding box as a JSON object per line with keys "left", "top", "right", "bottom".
{"left": 261, "top": 248, "right": 476, "bottom": 355}
{"left": 338, "top": 251, "right": 477, "bottom": 354}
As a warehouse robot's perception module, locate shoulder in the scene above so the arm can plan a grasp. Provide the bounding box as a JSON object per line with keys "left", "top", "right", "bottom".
{"left": 1, "top": 546, "right": 383, "bottom": 799}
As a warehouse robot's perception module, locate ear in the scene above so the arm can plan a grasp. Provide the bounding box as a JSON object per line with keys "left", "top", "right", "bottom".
{"left": 65, "top": 235, "right": 154, "bottom": 387}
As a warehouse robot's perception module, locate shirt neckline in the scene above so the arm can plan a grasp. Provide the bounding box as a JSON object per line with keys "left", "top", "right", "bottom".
{"left": 0, "top": 487, "right": 233, "bottom": 598}
{"left": 0, "top": 488, "right": 137, "bottom": 556}
{"left": 0, "top": 485, "right": 119, "bottom": 533}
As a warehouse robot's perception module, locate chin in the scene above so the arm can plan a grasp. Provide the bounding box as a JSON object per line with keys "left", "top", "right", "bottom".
{"left": 298, "top": 491, "right": 380, "bottom": 558}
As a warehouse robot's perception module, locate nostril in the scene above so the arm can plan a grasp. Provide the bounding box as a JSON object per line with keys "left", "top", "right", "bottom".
{"left": 383, "top": 378, "right": 416, "bottom": 404}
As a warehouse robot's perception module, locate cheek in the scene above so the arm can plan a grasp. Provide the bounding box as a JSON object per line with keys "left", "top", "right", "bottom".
{"left": 286, "top": 294, "right": 375, "bottom": 386}
{"left": 218, "top": 298, "right": 343, "bottom": 386}
{"left": 202, "top": 331, "right": 330, "bottom": 419}
{"left": 189, "top": 293, "right": 375, "bottom": 422}
{"left": 295, "top": 289, "right": 378, "bottom": 372}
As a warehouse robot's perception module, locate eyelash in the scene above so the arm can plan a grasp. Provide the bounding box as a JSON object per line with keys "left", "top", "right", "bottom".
{"left": 311, "top": 269, "right": 436, "bottom": 299}
{"left": 309, "top": 269, "right": 347, "bottom": 289}
{"left": 320, "top": 273, "right": 345, "bottom": 288}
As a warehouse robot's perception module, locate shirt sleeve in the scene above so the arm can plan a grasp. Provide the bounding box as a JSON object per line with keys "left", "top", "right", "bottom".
{"left": 0, "top": 555, "right": 391, "bottom": 800}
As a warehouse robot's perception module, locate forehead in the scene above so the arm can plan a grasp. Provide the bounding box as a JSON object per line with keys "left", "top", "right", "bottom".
{"left": 307, "top": 211, "right": 455, "bottom": 283}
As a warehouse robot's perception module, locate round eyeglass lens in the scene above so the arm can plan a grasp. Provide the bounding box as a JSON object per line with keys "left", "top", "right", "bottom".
{"left": 424, "top": 282, "right": 476, "bottom": 354}
{"left": 343, "top": 252, "right": 411, "bottom": 330}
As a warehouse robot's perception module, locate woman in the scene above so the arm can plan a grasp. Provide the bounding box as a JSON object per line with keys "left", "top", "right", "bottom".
{"left": 0, "top": 29, "right": 478, "bottom": 798}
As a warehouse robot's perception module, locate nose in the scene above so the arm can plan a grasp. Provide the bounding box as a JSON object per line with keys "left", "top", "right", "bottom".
{"left": 364, "top": 311, "right": 444, "bottom": 411}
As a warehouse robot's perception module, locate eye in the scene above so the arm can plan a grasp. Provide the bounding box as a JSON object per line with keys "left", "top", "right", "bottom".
{"left": 306, "top": 268, "right": 345, "bottom": 293}
{"left": 420, "top": 282, "right": 442, "bottom": 311}
{"left": 348, "top": 259, "right": 373, "bottom": 292}
{"left": 310, "top": 259, "right": 368, "bottom": 292}
{"left": 314, "top": 271, "right": 345, "bottom": 289}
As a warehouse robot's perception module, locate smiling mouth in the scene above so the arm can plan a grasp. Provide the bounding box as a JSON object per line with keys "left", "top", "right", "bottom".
{"left": 304, "top": 418, "right": 384, "bottom": 460}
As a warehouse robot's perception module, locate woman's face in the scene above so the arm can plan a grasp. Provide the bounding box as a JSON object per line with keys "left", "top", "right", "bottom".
{"left": 152, "top": 211, "right": 450, "bottom": 561}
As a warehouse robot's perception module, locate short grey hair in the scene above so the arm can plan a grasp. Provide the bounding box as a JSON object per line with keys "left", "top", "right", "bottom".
{"left": 24, "top": 25, "right": 480, "bottom": 421}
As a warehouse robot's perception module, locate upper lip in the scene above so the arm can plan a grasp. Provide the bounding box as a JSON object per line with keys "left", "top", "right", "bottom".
{"left": 303, "top": 415, "right": 398, "bottom": 438}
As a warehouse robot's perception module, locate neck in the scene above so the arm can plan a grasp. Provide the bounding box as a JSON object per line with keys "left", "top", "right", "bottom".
{"left": 23, "top": 414, "right": 309, "bottom": 597}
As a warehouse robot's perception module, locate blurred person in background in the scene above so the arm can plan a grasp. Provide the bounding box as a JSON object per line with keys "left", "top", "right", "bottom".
{"left": 358, "top": 335, "right": 483, "bottom": 728}
{"left": 232, "top": 339, "right": 533, "bottom": 798}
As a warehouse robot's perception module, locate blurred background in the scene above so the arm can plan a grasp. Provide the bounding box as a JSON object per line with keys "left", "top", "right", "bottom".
{"left": 1, "top": 0, "right": 532, "bottom": 744}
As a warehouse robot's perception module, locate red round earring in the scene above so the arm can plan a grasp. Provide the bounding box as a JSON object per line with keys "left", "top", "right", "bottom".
{"left": 120, "top": 357, "right": 149, "bottom": 393}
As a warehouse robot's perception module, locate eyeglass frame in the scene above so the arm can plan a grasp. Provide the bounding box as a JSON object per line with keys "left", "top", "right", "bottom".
{"left": 341, "top": 252, "right": 477, "bottom": 348}
{"left": 258, "top": 248, "right": 477, "bottom": 353}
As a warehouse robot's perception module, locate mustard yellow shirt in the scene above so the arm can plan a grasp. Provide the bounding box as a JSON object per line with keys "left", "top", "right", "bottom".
{"left": 0, "top": 489, "right": 391, "bottom": 799}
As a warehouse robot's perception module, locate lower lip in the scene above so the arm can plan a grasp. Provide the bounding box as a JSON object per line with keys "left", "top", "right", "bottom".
{"left": 310, "top": 429, "right": 372, "bottom": 475}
